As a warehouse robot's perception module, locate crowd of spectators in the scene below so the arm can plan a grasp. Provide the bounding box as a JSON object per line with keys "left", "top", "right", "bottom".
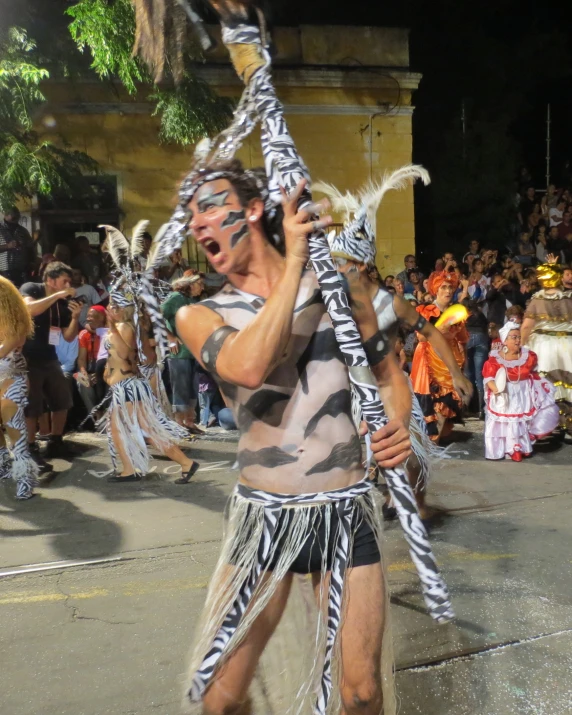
{"left": 2, "top": 183, "right": 571, "bottom": 473}
{"left": 0, "top": 209, "right": 238, "bottom": 474}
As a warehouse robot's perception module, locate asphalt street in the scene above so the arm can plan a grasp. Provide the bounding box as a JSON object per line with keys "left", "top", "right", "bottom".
{"left": 1, "top": 430, "right": 571, "bottom": 715}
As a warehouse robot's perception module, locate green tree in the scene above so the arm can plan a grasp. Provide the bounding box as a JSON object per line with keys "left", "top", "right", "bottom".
{"left": 0, "top": 27, "right": 97, "bottom": 211}
{"left": 66, "top": 0, "right": 233, "bottom": 145}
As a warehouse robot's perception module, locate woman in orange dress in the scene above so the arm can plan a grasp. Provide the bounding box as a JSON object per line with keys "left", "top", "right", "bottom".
{"left": 411, "top": 270, "right": 469, "bottom": 442}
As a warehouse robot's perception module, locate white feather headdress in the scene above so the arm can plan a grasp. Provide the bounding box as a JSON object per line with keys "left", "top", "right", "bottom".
{"left": 314, "top": 164, "right": 431, "bottom": 265}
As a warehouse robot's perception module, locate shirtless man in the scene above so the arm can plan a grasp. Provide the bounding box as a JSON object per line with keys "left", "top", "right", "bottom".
{"left": 102, "top": 301, "right": 198, "bottom": 483}
{"left": 177, "top": 165, "right": 412, "bottom": 715}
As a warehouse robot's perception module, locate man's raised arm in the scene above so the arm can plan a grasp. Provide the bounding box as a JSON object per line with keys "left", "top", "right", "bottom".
{"left": 177, "top": 181, "right": 331, "bottom": 390}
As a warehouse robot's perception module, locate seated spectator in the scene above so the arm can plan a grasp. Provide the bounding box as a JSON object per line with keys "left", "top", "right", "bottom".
{"left": 549, "top": 199, "right": 566, "bottom": 227}
{"left": 367, "top": 265, "right": 383, "bottom": 287}
{"left": 20, "top": 262, "right": 82, "bottom": 463}
{"left": 542, "top": 184, "right": 558, "bottom": 213}
{"left": 501, "top": 255, "right": 524, "bottom": 284}
{"left": 54, "top": 243, "right": 71, "bottom": 265}
{"left": 519, "top": 186, "right": 536, "bottom": 224}
{"left": 160, "top": 249, "right": 190, "bottom": 284}
{"left": 407, "top": 269, "right": 424, "bottom": 301}
{"left": 0, "top": 208, "right": 36, "bottom": 287}
{"left": 527, "top": 204, "right": 542, "bottom": 233}
{"left": 393, "top": 277, "right": 405, "bottom": 299}
{"left": 558, "top": 210, "right": 572, "bottom": 240}
{"left": 71, "top": 268, "right": 103, "bottom": 327}
{"left": 516, "top": 232, "right": 536, "bottom": 266}
{"left": 545, "top": 226, "right": 565, "bottom": 262}
{"left": 384, "top": 275, "right": 394, "bottom": 288}
{"left": 71, "top": 235, "right": 101, "bottom": 285}
{"left": 76, "top": 306, "right": 108, "bottom": 416}
{"left": 505, "top": 304, "right": 524, "bottom": 326}
{"left": 536, "top": 225, "right": 549, "bottom": 263}
{"left": 485, "top": 274, "right": 510, "bottom": 325}
{"left": 468, "top": 258, "right": 489, "bottom": 303}
{"left": 462, "top": 238, "right": 480, "bottom": 264}
{"left": 397, "top": 254, "right": 424, "bottom": 285}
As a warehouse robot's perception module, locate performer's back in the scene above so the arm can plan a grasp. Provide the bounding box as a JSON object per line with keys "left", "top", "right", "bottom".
{"left": 200, "top": 270, "right": 363, "bottom": 494}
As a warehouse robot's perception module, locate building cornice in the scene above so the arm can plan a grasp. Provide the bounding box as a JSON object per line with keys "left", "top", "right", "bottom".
{"left": 194, "top": 65, "right": 422, "bottom": 90}
{"left": 52, "top": 102, "right": 415, "bottom": 117}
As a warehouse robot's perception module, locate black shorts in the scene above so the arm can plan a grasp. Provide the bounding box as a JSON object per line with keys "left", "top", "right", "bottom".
{"left": 231, "top": 502, "right": 381, "bottom": 575}
{"left": 26, "top": 360, "right": 73, "bottom": 417}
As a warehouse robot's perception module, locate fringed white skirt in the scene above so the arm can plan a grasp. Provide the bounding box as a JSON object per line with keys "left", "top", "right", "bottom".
{"left": 184, "top": 479, "right": 394, "bottom": 715}
{"left": 101, "top": 376, "right": 187, "bottom": 474}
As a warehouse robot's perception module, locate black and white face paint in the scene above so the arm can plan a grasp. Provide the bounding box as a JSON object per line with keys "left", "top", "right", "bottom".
{"left": 188, "top": 179, "right": 252, "bottom": 272}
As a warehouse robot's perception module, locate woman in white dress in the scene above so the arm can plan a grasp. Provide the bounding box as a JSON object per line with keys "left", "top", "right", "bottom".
{"left": 482, "top": 322, "right": 560, "bottom": 461}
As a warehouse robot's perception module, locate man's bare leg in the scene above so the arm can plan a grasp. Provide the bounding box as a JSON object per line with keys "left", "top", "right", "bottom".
{"left": 202, "top": 573, "right": 293, "bottom": 715}
{"left": 338, "top": 562, "right": 386, "bottom": 715}
{"left": 51, "top": 410, "right": 67, "bottom": 437}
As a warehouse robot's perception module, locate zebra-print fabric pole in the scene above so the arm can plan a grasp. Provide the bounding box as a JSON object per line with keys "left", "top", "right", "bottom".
{"left": 221, "top": 23, "right": 454, "bottom": 625}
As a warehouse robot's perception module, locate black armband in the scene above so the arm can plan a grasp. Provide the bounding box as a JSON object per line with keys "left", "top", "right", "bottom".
{"left": 200, "top": 326, "right": 238, "bottom": 373}
{"left": 411, "top": 314, "right": 428, "bottom": 333}
{"left": 363, "top": 330, "right": 390, "bottom": 367}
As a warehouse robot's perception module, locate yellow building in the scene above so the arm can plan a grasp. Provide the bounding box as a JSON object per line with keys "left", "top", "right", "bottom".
{"left": 37, "top": 25, "right": 421, "bottom": 276}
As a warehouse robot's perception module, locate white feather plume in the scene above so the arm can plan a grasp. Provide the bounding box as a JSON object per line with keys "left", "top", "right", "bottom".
{"left": 359, "top": 164, "right": 431, "bottom": 224}
{"left": 99, "top": 225, "right": 130, "bottom": 269}
{"left": 312, "top": 181, "right": 360, "bottom": 222}
{"left": 145, "top": 223, "right": 170, "bottom": 274}
{"left": 130, "top": 220, "right": 150, "bottom": 260}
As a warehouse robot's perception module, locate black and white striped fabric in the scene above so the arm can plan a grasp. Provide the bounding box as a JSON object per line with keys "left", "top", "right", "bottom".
{"left": 189, "top": 479, "right": 376, "bottom": 713}
{"left": 0, "top": 352, "right": 38, "bottom": 499}
{"left": 217, "top": 22, "right": 453, "bottom": 625}
{"left": 102, "top": 376, "right": 187, "bottom": 475}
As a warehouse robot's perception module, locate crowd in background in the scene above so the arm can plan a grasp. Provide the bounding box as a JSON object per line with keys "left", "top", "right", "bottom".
{"left": 1, "top": 175, "right": 571, "bottom": 471}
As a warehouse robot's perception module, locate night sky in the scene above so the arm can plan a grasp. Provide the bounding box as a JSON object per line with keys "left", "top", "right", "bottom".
{"left": 270, "top": 0, "right": 572, "bottom": 188}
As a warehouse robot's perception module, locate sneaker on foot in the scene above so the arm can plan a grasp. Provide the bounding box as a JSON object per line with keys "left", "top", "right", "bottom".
{"left": 43, "top": 438, "right": 72, "bottom": 460}
{"left": 29, "top": 444, "right": 53, "bottom": 473}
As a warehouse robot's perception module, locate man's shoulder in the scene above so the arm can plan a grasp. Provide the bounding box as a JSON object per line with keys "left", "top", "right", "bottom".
{"left": 20, "top": 281, "right": 43, "bottom": 298}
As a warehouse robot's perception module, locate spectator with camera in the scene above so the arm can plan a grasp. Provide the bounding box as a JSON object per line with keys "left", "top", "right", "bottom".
{"left": 20, "top": 262, "right": 82, "bottom": 464}
{"left": 70, "top": 268, "right": 104, "bottom": 327}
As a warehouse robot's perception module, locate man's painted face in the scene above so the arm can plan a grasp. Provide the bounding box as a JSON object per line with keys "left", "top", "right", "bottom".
{"left": 187, "top": 179, "right": 250, "bottom": 274}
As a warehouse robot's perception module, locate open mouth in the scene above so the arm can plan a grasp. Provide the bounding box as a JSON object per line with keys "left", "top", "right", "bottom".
{"left": 202, "top": 238, "right": 221, "bottom": 257}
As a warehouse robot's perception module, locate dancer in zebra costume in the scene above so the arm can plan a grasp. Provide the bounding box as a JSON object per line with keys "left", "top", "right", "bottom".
{"left": 0, "top": 276, "right": 38, "bottom": 499}
{"left": 97, "top": 225, "right": 199, "bottom": 484}
{"left": 131, "top": 2, "right": 454, "bottom": 712}
{"left": 315, "top": 172, "right": 473, "bottom": 517}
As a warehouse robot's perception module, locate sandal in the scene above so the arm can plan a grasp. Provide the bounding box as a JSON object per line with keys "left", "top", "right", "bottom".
{"left": 175, "top": 461, "right": 200, "bottom": 485}
{"left": 107, "top": 474, "right": 143, "bottom": 483}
